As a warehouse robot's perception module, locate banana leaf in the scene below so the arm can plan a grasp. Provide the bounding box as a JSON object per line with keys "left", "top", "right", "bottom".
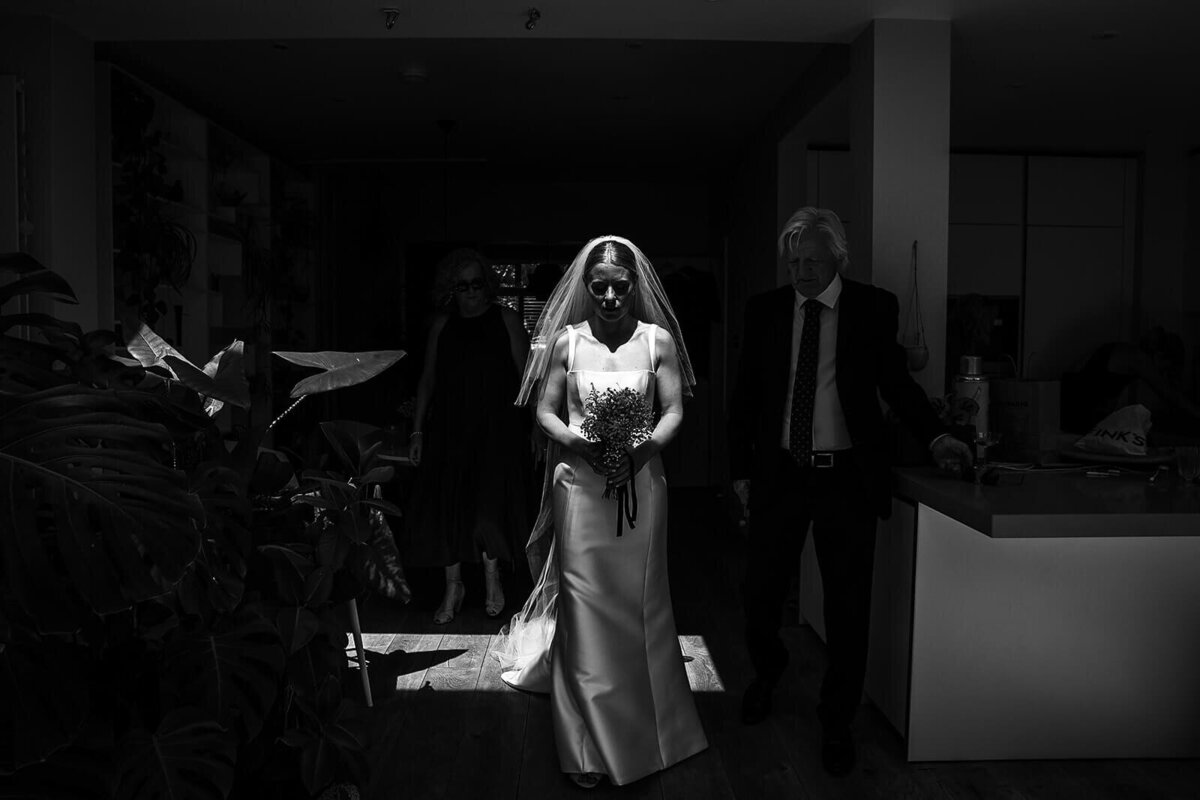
{"left": 273, "top": 350, "right": 405, "bottom": 397}
{"left": 116, "top": 708, "right": 236, "bottom": 800}
{"left": 0, "top": 385, "right": 204, "bottom": 633}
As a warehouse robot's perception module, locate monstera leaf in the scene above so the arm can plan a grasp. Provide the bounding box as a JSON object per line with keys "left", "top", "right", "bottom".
{"left": 1, "top": 713, "right": 117, "bottom": 798}
{"left": 0, "top": 385, "right": 205, "bottom": 633}
{"left": 165, "top": 611, "right": 286, "bottom": 741}
{"left": 116, "top": 709, "right": 236, "bottom": 800}
{"left": 273, "top": 350, "right": 405, "bottom": 397}
{"left": 0, "top": 637, "right": 91, "bottom": 773}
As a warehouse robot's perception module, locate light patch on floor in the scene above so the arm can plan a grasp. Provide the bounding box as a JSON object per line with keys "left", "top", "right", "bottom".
{"left": 346, "top": 632, "right": 726, "bottom": 693}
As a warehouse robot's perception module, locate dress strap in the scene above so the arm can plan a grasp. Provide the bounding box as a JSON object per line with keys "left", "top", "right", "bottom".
{"left": 647, "top": 323, "right": 658, "bottom": 371}
{"left": 567, "top": 324, "right": 577, "bottom": 371}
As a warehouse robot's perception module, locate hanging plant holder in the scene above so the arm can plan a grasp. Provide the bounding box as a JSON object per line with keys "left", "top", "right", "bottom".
{"left": 902, "top": 239, "right": 929, "bottom": 372}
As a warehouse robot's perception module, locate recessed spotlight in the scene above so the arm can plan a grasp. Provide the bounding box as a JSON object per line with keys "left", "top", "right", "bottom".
{"left": 1091, "top": 30, "right": 1118, "bottom": 40}
{"left": 272, "top": 41, "right": 289, "bottom": 50}
{"left": 401, "top": 66, "right": 428, "bottom": 84}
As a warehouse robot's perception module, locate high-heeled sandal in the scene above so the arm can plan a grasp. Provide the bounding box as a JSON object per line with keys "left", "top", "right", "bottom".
{"left": 433, "top": 580, "right": 465, "bottom": 625}
{"left": 483, "top": 560, "right": 505, "bottom": 618}
{"left": 569, "top": 773, "right": 601, "bottom": 789}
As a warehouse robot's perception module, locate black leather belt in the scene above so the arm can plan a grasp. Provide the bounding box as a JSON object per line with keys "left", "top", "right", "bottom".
{"left": 780, "top": 448, "right": 852, "bottom": 469}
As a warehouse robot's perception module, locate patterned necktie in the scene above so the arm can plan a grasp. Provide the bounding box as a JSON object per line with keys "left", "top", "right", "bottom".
{"left": 789, "top": 298, "right": 823, "bottom": 465}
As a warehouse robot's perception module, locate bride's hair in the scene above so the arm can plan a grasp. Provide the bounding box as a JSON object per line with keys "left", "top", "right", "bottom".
{"left": 583, "top": 239, "right": 639, "bottom": 281}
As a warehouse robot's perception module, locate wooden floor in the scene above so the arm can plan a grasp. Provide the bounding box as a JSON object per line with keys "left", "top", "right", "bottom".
{"left": 356, "top": 489, "right": 1199, "bottom": 799}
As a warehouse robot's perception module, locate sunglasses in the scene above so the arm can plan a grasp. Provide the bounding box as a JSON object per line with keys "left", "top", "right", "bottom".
{"left": 452, "top": 278, "right": 487, "bottom": 293}
{"left": 587, "top": 279, "right": 634, "bottom": 299}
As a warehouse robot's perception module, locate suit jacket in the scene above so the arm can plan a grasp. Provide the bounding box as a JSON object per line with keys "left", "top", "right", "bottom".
{"left": 728, "top": 279, "right": 946, "bottom": 519}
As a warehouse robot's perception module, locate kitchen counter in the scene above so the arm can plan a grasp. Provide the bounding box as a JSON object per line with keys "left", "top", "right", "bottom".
{"left": 798, "top": 465, "right": 1200, "bottom": 761}
{"left": 892, "top": 465, "right": 1200, "bottom": 538}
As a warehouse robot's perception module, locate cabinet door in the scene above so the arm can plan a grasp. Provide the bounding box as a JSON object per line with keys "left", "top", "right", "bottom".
{"left": 948, "top": 223, "right": 1023, "bottom": 296}
{"left": 1027, "top": 156, "right": 1129, "bottom": 227}
{"left": 950, "top": 154, "right": 1024, "bottom": 225}
{"left": 1023, "top": 226, "right": 1127, "bottom": 379}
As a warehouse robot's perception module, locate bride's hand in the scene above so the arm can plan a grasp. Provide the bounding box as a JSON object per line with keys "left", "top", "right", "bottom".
{"left": 569, "top": 436, "right": 606, "bottom": 475}
{"left": 606, "top": 442, "right": 653, "bottom": 488}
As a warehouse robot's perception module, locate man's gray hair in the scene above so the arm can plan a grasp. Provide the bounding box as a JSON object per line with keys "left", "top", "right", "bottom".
{"left": 778, "top": 206, "right": 850, "bottom": 271}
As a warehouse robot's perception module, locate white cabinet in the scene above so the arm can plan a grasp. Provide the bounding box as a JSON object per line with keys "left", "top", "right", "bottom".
{"left": 949, "top": 154, "right": 1024, "bottom": 225}
{"left": 948, "top": 155, "right": 1024, "bottom": 297}
{"left": 1027, "top": 156, "right": 1130, "bottom": 228}
{"left": 947, "top": 153, "right": 1136, "bottom": 380}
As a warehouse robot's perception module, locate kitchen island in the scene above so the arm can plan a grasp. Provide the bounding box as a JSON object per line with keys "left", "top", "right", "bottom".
{"left": 798, "top": 465, "right": 1200, "bottom": 761}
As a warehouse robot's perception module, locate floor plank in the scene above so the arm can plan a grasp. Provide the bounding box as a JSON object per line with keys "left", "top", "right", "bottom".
{"left": 442, "top": 637, "right": 529, "bottom": 800}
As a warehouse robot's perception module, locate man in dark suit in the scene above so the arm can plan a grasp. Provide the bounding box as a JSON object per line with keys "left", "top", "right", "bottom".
{"left": 728, "top": 207, "right": 972, "bottom": 775}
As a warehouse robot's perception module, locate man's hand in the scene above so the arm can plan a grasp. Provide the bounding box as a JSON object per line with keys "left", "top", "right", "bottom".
{"left": 732, "top": 478, "right": 751, "bottom": 519}
{"left": 932, "top": 435, "right": 974, "bottom": 474}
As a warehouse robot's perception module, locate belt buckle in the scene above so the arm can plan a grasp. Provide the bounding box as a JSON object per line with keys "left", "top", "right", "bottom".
{"left": 812, "top": 452, "right": 834, "bottom": 469}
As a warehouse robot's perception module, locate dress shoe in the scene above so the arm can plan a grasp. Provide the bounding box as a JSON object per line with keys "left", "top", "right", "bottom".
{"left": 569, "top": 772, "right": 602, "bottom": 789}
{"left": 821, "top": 729, "right": 856, "bottom": 776}
{"left": 741, "top": 678, "right": 774, "bottom": 725}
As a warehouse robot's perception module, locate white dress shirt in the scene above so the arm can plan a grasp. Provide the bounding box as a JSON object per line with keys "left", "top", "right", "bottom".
{"left": 781, "top": 273, "right": 853, "bottom": 452}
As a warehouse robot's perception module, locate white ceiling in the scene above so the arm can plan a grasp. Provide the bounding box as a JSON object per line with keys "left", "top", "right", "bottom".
{"left": 4, "top": 0, "right": 1200, "bottom": 165}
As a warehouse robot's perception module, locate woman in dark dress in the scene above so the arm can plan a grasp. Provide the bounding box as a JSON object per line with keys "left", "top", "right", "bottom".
{"left": 408, "top": 249, "right": 530, "bottom": 624}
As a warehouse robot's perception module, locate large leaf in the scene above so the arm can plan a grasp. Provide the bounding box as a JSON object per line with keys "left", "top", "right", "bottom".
{"left": 165, "top": 340, "right": 251, "bottom": 410}
{"left": 0, "top": 385, "right": 205, "bottom": 632}
{"left": 348, "top": 506, "right": 410, "bottom": 604}
{"left": 0, "top": 251, "right": 45, "bottom": 277}
{"left": 116, "top": 708, "right": 236, "bottom": 800}
{"left": 1, "top": 713, "right": 116, "bottom": 798}
{"left": 277, "top": 605, "right": 320, "bottom": 654}
{"left": 273, "top": 350, "right": 405, "bottom": 397}
{"left": 166, "top": 612, "right": 286, "bottom": 740}
{"left": 0, "top": 268, "right": 78, "bottom": 308}
{"left": 292, "top": 679, "right": 370, "bottom": 796}
{"left": 126, "top": 325, "right": 251, "bottom": 409}
{"left": 0, "top": 637, "right": 91, "bottom": 773}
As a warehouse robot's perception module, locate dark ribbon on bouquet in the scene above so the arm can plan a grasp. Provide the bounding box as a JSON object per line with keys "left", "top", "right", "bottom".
{"left": 607, "top": 451, "right": 639, "bottom": 537}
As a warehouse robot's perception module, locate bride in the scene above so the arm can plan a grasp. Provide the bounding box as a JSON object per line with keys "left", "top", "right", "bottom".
{"left": 495, "top": 236, "right": 708, "bottom": 788}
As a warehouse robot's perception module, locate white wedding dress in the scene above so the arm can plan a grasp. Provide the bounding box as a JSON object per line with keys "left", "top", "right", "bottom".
{"left": 502, "top": 322, "right": 708, "bottom": 785}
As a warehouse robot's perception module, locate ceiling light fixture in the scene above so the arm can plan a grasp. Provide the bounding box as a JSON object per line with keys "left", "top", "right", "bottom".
{"left": 525, "top": 8, "right": 541, "bottom": 31}
{"left": 401, "top": 66, "right": 428, "bottom": 84}
{"left": 381, "top": 7, "right": 401, "bottom": 31}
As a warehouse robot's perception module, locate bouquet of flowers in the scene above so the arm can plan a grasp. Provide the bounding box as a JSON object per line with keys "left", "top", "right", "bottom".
{"left": 579, "top": 384, "right": 656, "bottom": 536}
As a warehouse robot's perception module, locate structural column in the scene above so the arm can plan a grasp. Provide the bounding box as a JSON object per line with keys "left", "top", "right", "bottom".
{"left": 850, "top": 19, "right": 951, "bottom": 396}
